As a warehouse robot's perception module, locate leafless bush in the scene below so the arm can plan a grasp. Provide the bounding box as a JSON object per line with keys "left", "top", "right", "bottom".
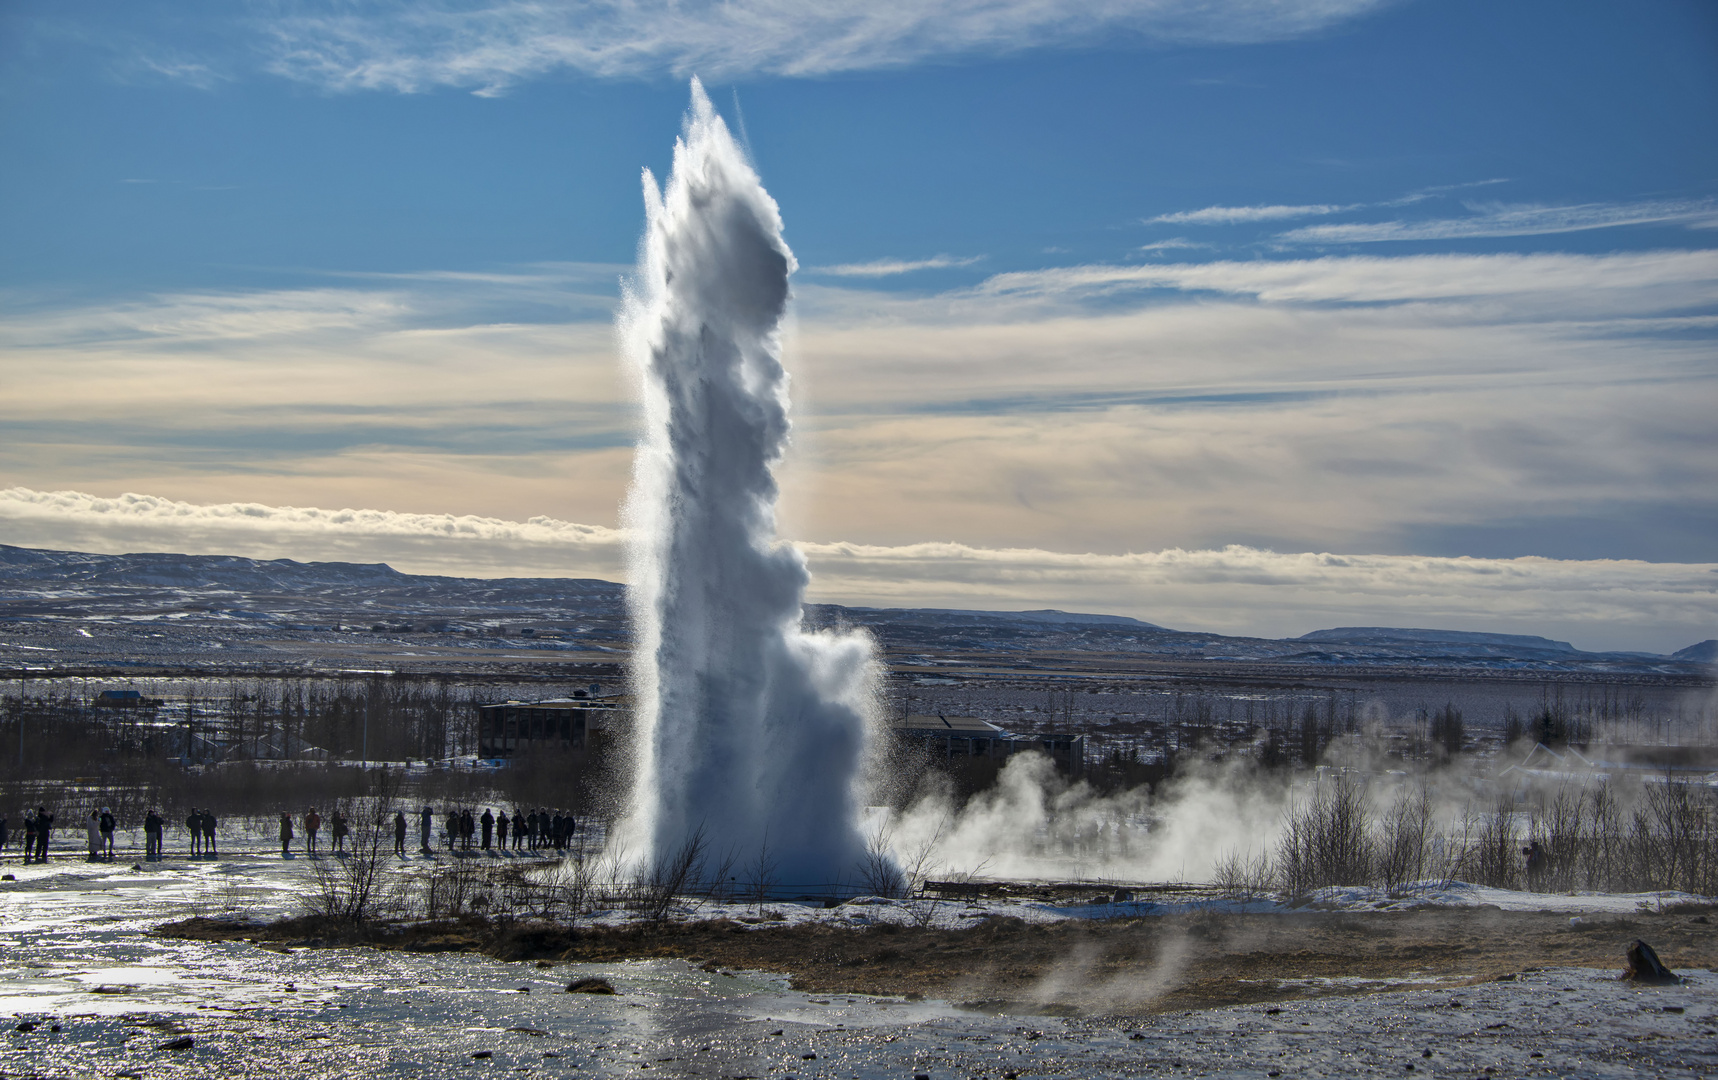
{"left": 636, "top": 825, "right": 707, "bottom": 925}
{"left": 1461, "top": 794, "right": 1520, "bottom": 889}
{"left": 1275, "top": 772, "right": 1374, "bottom": 897}
{"left": 1211, "top": 848, "right": 1273, "bottom": 900}
{"left": 1376, "top": 784, "right": 1433, "bottom": 894}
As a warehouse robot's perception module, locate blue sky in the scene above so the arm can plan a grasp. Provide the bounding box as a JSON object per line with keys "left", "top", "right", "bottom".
{"left": 2, "top": 0, "right": 1715, "bottom": 649}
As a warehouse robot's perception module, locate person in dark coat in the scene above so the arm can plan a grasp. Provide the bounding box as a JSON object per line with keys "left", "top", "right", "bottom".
{"left": 1523, "top": 840, "right": 1549, "bottom": 891}
{"left": 331, "top": 810, "right": 349, "bottom": 855}
{"left": 144, "top": 809, "right": 163, "bottom": 859}
{"left": 279, "top": 812, "right": 294, "bottom": 857}
{"left": 480, "top": 808, "right": 494, "bottom": 851}
{"left": 419, "top": 805, "right": 433, "bottom": 853}
{"left": 459, "top": 809, "right": 474, "bottom": 851}
{"left": 99, "top": 807, "right": 116, "bottom": 860}
{"left": 304, "top": 809, "right": 321, "bottom": 855}
{"left": 202, "top": 810, "right": 218, "bottom": 857}
{"left": 34, "top": 807, "right": 52, "bottom": 862}
{"left": 526, "top": 810, "right": 539, "bottom": 850}
{"left": 496, "top": 811, "right": 509, "bottom": 852}
{"left": 511, "top": 808, "right": 526, "bottom": 850}
{"left": 188, "top": 808, "right": 203, "bottom": 857}
{"left": 445, "top": 811, "right": 459, "bottom": 852}
{"left": 393, "top": 811, "right": 407, "bottom": 856}
{"left": 22, "top": 811, "right": 36, "bottom": 864}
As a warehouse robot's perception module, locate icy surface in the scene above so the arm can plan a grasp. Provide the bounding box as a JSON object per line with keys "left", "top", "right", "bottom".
{"left": 3, "top": 848, "right": 1716, "bottom": 1077}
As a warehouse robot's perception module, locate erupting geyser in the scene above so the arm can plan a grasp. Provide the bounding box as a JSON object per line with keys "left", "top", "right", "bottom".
{"left": 614, "top": 81, "right": 882, "bottom": 892}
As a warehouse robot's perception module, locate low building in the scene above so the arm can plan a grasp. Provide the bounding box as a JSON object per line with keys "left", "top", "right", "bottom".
{"left": 476, "top": 690, "right": 620, "bottom": 759}
{"left": 893, "top": 713, "right": 1019, "bottom": 761}
{"left": 890, "top": 714, "right": 1086, "bottom": 775}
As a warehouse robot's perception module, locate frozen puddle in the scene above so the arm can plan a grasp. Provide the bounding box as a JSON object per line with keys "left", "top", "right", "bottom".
{"left": 3, "top": 853, "right": 1716, "bottom": 1077}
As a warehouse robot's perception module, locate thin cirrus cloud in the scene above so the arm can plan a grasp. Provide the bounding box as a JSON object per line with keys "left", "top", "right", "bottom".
{"left": 809, "top": 255, "right": 983, "bottom": 278}
{"left": 247, "top": 0, "right": 1392, "bottom": 93}
{"left": 1, "top": 486, "right": 1712, "bottom": 652}
{"left": 1146, "top": 202, "right": 1358, "bottom": 225}
{"left": 1279, "top": 199, "right": 1718, "bottom": 244}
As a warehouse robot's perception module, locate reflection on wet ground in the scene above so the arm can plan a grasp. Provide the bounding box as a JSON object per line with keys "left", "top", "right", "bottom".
{"left": 4, "top": 853, "right": 1716, "bottom": 1078}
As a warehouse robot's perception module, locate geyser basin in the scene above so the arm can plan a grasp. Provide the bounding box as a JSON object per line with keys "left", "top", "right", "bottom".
{"left": 615, "top": 81, "right": 883, "bottom": 893}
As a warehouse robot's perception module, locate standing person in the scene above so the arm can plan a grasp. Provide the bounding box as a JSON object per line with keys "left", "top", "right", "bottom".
{"left": 0, "top": 811, "right": 8, "bottom": 858}
{"left": 202, "top": 809, "right": 218, "bottom": 858}
{"left": 480, "top": 808, "right": 494, "bottom": 851}
{"left": 279, "top": 812, "right": 294, "bottom": 857}
{"left": 331, "top": 810, "right": 349, "bottom": 855}
{"left": 496, "top": 810, "right": 509, "bottom": 852}
{"left": 419, "top": 805, "right": 433, "bottom": 854}
{"left": 144, "top": 808, "right": 163, "bottom": 860}
{"left": 525, "top": 810, "right": 539, "bottom": 851}
{"left": 393, "top": 810, "right": 407, "bottom": 856}
{"left": 86, "top": 809, "right": 102, "bottom": 862}
{"left": 99, "top": 807, "right": 116, "bottom": 861}
{"left": 22, "top": 810, "right": 37, "bottom": 864}
{"left": 187, "top": 808, "right": 202, "bottom": 857}
{"left": 460, "top": 809, "right": 475, "bottom": 851}
{"left": 304, "top": 809, "right": 321, "bottom": 855}
{"left": 512, "top": 808, "right": 527, "bottom": 850}
{"left": 35, "top": 807, "right": 53, "bottom": 863}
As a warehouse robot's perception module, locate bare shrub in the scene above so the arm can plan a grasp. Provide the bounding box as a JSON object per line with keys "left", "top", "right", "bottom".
{"left": 1275, "top": 772, "right": 1373, "bottom": 897}
{"left": 1376, "top": 784, "right": 1432, "bottom": 894}
{"left": 1211, "top": 848, "right": 1273, "bottom": 900}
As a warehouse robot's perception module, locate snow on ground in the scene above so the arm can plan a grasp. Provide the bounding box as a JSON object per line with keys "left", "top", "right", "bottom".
{"left": 2, "top": 832, "right": 1715, "bottom": 1077}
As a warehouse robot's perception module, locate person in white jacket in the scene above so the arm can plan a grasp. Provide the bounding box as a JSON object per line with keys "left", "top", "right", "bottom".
{"left": 86, "top": 810, "right": 102, "bottom": 861}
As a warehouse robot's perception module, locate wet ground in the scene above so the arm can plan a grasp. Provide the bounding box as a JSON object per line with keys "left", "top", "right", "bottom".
{"left": 2, "top": 851, "right": 1715, "bottom": 1078}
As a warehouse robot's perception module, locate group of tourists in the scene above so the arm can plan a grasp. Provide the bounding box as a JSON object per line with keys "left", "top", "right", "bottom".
{"left": 0, "top": 808, "right": 56, "bottom": 863}
{"left": 4, "top": 801, "right": 584, "bottom": 863}
{"left": 83, "top": 807, "right": 119, "bottom": 861}
{"left": 435, "top": 806, "right": 578, "bottom": 855}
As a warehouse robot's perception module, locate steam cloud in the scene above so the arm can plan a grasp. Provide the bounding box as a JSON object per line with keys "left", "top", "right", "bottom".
{"left": 612, "top": 83, "right": 880, "bottom": 890}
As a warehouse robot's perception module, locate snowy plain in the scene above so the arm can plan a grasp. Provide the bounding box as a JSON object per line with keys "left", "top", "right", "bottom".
{"left": 1, "top": 826, "right": 1714, "bottom": 1078}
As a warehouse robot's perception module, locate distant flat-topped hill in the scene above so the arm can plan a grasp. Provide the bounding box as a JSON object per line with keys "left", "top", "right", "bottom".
{"left": 0, "top": 543, "right": 1705, "bottom": 674}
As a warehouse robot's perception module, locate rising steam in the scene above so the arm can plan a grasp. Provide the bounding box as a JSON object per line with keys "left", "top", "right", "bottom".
{"left": 614, "top": 81, "right": 881, "bottom": 891}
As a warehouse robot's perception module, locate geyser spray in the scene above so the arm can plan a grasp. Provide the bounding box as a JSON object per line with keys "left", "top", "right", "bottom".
{"left": 614, "top": 81, "right": 882, "bottom": 893}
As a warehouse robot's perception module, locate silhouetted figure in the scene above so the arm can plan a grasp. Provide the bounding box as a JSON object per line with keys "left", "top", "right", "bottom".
{"left": 480, "top": 809, "right": 494, "bottom": 851}
{"left": 496, "top": 811, "right": 509, "bottom": 851}
{"left": 305, "top": 809, "right": 321, "bottom": 855}
{"left": 526, "top": 811, "right": 539, "bottom": 851}
{"left": 202, "top": 810, "right": 217, "bottom": 857}
{"left": 279, "top": 812, "right": 294, "bottom": 857}
{"left": 331, "top": 811, "right": 349, "bottom": 855}
{"left": 36, "top": 807, "right": 53, "bottom": 862}
{"left": 445, "top": 811, "right": 458, "bottom": 852}
{"left": 420, "top": 805, "right": 433, "bottom": 853}
{"left": 144, "top": 809, "right": 163, "bottom": 859}
{"left": 22, "top": 811, "right": 37, "bottom": 864}
{"left": 393, "top": 811, "right": 407, "bottom": 856}
{"left": 0, "top": 813, "right": 9, "bottom": 857}
{"left": 99, "top": 807, "right": 115, "bottom": 860}
{"left": 1523, "top": 840, "right": 1549, "bottom": 891}
{"left": 511, "top": 808, "right": 526, "bottom": 850}
{"left": 188, "top": 809, "right": 202, "bottom": 856}
{"left": 460, "top": 809, "right": 474, "bottom": 851}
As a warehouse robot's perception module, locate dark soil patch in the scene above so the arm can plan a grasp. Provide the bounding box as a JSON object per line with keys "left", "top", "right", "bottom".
{"left": 155, "top": 909, "right": 1717, "bottom": 1015}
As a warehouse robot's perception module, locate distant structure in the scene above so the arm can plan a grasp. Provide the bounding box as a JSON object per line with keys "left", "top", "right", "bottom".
{"left": 891, "top": 714, "right": 1086, "bottom": 775}
{"left": 476, "top": 686, "right": 619, "bottom": 759}
{"left": 93, "top": 689, "right": 160, "bottom": 708}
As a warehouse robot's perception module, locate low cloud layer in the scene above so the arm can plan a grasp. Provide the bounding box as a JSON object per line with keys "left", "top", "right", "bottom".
{"left": 2, "top": 486, "right": 1712, "bottom": 653}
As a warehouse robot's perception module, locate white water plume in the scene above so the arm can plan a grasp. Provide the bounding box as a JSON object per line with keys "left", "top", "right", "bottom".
{"left": 613, "top": 81, "right": 881, "bottom": 892}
